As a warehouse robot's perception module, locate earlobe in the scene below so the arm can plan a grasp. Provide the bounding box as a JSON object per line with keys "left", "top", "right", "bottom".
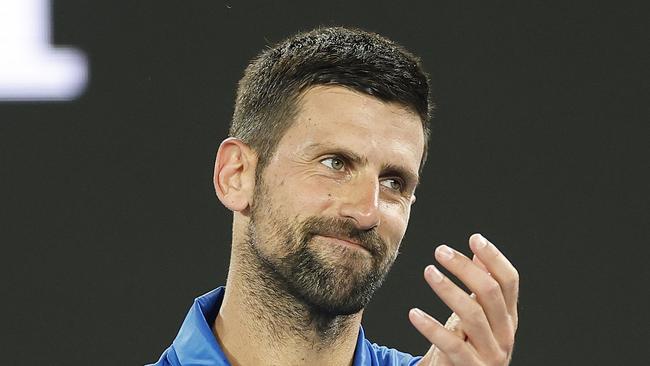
{"left": 213, "top": 138, "right": 257, "bottom": 212}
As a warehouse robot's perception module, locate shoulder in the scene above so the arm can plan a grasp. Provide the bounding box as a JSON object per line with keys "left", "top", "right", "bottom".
{"left": 366, "top": 340, "right": 422, "bottom": 366}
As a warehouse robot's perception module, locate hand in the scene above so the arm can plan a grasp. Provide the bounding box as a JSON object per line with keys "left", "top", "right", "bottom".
{"left": 408, "top": 234, "right": 519, "bottom": 365}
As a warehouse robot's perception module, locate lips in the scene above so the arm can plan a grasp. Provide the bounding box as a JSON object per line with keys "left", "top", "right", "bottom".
{"left": 316, "top": 234, "right": 370, "bottom": 253}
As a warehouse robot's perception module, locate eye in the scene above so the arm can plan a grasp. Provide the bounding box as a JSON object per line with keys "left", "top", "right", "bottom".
{"left": 321, "top": 157, "right": 345, "bottom": 171}
{"left": 380, "top": 178, "right": 403, "bottom": 191}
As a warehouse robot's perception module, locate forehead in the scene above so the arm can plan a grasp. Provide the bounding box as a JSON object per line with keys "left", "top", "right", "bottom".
{"left": 275, "top": 85, "right": 425, "bottom": 173}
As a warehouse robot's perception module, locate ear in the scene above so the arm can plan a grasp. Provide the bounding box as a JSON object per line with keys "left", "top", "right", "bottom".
{"left": 213, "top": 137, "right": 257, "bottom": 213}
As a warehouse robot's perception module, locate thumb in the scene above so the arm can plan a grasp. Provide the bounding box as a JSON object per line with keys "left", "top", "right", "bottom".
{"left": 443, "top": 312, "right": 467, "bottom": 341}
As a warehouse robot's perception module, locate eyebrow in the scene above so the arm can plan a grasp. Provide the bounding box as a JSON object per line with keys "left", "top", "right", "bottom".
{"left": 303, "top": 142, "right": 421, "bottom": 186}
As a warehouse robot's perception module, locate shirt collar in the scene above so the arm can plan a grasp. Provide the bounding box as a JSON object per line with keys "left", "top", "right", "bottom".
{"left": 171, "top": 287, "right": 371, "bottom": 366}
{"left": 172, "top": 287, "right": 230, "bottom": 365}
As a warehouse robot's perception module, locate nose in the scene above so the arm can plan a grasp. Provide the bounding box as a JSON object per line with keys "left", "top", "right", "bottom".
{"left": 338, "top": 174, "right": 381, "bottom": 230}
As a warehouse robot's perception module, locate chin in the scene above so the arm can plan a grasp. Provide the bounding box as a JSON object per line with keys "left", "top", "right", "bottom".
{"left": 305, "top": 294, "right": 369, "bottom": 316}
{"left": 297, "top": 269, "right": 386, "bottom": 316}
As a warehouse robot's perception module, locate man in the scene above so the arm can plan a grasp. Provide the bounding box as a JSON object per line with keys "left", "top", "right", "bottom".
{"left": 150, "top": 26, "right": 519, "bottom": 366}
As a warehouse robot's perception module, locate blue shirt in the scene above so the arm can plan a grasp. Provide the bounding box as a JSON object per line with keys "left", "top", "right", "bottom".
{"left": 149, "top": 287, "right": 422, "bottom": 366}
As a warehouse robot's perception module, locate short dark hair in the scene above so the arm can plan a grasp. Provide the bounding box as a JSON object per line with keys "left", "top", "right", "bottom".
{"left": 229, "top": 26, "right": 432, "bottom": 173}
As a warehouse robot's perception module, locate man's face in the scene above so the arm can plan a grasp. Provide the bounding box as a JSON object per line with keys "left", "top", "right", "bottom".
{"left": 247, "top": 85, "right": 424, "bottom": 316}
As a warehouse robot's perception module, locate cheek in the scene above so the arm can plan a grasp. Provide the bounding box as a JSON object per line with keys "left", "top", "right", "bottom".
{"left": 285, "top": 175, "right": 338, "bottom": 211}
{"left": 379, "top": 203, "right": 411, "bottom": 247}
{"left": 260, "top": 172, "right": 338, "bottom": 238}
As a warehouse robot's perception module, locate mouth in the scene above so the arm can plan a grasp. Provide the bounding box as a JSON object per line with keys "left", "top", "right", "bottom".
{"left": 315, "top": 234, "right": 371, "bottom": 254}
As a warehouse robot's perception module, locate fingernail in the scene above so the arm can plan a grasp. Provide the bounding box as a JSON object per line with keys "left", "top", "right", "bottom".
{"left": 410, "top": 308, "right": 427, "bottom": 321}
{"left": 425, "top": 265, "right": 443, "bottom": 283}
{"left": 477, "top": 234, "right": 488, "bottom": 248}
{"left": 436, "top": 245, "right": 454, "bottom": 261}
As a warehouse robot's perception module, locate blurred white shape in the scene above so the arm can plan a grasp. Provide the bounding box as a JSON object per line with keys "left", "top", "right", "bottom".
{"left": 0, "top": 0, "right": 88, "bottom": 101}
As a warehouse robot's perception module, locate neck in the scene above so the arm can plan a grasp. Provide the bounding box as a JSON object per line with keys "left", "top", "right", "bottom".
{"left": 213, "top": 240, "right": 362, "bottom": 366}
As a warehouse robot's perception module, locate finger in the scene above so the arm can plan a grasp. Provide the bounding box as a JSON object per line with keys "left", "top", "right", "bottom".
{"left": 469, "top": 234, "right": 519, "bottom": 325}
{"left": 424, "top": 264, "right": 502, "bottom": 358}
{"left": 435, "top": 245, "right": 513, "bottom": 352}
{"left": 419, "top": 345, "right": 453, "bottom": 366}
{"left": 408, "top": 308, "right": 480, "bottom": 365}
{"left": 473, "top": 254, "right": 489, "bottom": 273}
{"left": 431, "top": 348, "right": 453, "bottom": 366}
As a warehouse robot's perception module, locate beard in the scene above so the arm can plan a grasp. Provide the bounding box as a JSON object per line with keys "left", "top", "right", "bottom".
{"left": 246, "top": 181, "right": 399, "bottom": 317}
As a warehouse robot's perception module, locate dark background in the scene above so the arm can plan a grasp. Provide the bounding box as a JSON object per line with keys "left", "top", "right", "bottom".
{"left": 1, "top": 1, "right": 647, "bottom": 364}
